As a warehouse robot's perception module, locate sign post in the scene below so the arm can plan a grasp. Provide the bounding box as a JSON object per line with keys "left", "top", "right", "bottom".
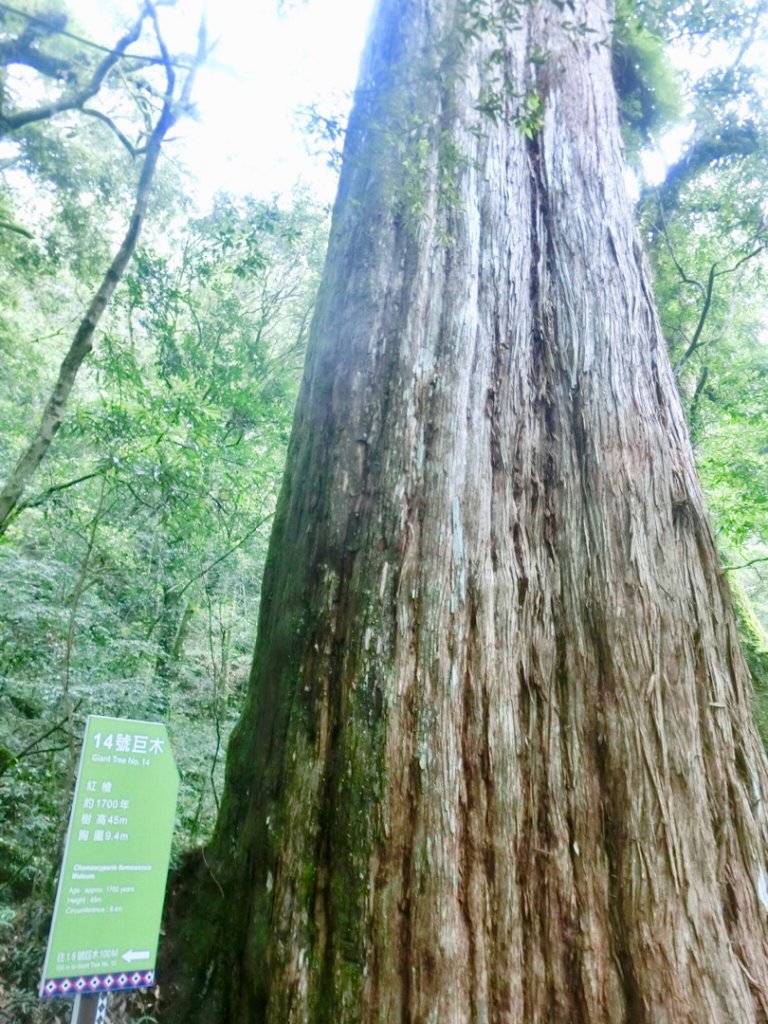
{"left": 72, "top": 992, "right": 109, "bottom": 1023}
{"left": 40, "top": 716, "right": 178, "bottom": 1007}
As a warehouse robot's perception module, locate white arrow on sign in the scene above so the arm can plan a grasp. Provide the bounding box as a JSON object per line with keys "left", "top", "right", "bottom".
{"left": 122, "top": 950, "right": 150, "bottom": 963}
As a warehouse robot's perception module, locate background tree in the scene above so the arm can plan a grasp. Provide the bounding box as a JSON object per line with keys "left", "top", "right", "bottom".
{"left": 164, "top": 1, "right": 768, "bottom": 1021}
{"left": 634, "top": 0, "right": 768, "bottom": 727}
{"left": 0, "top": 0, "right": 208, "bottom": 532}
{"left": 0, "top": 22, "right": 327, "bottom": 1007}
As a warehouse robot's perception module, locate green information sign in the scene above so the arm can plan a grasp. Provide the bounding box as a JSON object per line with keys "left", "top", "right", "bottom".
{"left": 40, "top": 716, "right": 178, "bottom": 999}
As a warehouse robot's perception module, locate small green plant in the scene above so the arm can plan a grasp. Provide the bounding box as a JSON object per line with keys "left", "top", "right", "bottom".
{"left": 514, "top": 89, "right": 545, "bottom": 139}
{"left": 395, "top": 134, "right": 432, "bottom": 228}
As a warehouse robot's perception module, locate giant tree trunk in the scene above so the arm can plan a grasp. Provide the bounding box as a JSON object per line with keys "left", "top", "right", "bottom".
{"left": 165, "top": 1, "right": 768, "bottom": 1020}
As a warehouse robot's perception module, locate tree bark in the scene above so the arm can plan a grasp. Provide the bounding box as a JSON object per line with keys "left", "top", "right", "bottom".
{"left": 164, "top": 1, "right": 768, "bottom": 1021}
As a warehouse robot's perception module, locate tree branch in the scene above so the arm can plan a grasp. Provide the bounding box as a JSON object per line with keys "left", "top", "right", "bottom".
{"left": 0, "top": 11, "right": 209, "bottom": 534}
{"left": 147, "top": 513, "right": 274, "bottom": 633}
{"left": 654, "top": 199, "right": 706, "bottom": 298}
{"left": 0, "top": 2, "right": 193, "bottom": 67}
{"left": 0, "top": 699, "right": 83, "bottom": 780}
{"left": 674, "top": 263, "right": 716, "bottom": 376}
{"left": 714, "top": 245, "right": 765, "bottom": 278}
{"left": 0, "top": 7, "right": 148, "bottom": 136}
{"left": 80, "top": 106, "right": 145, "bottom": 156}
{"left": 673, "top": 241, "right": 765, "bottom": 378}
{"left": 0, "top": 35, "right": 73, "bottom": 81}
{"left": 723, "top": 556, "right": 768, "bottom": 572}
{"left": 0, "top": 216, "right": 32, "bottom": 237}
{"left": 10, "top": 465, "right": 110, "bottom": 517}
{"left": 687, "top": 364, "right": 709, "bottom": 445}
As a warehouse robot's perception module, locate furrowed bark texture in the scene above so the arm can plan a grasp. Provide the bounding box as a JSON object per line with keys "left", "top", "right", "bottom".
{"left": 165, "top": 1, "right": 768, "bottom": 1020}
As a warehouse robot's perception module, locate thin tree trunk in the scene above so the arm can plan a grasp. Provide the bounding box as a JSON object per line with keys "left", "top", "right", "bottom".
{"left": 164, "top": 2, "right": 768, "bottom": 1021}
{"left": 152, "top": 590, "right": 194, "bottom": 720}
{"left": 0, "top": 108, "right": 170, "bottom": 534}
{"left": 0, "top": 12, "right": 207, "bottom": 535}
{"left": 62, "top": 479, "right": 108, "bottom": 788}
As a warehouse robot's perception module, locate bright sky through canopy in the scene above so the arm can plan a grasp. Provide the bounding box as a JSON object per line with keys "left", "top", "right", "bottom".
{"left": 69, "top": 0, "right": 377, "bottom": 206}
